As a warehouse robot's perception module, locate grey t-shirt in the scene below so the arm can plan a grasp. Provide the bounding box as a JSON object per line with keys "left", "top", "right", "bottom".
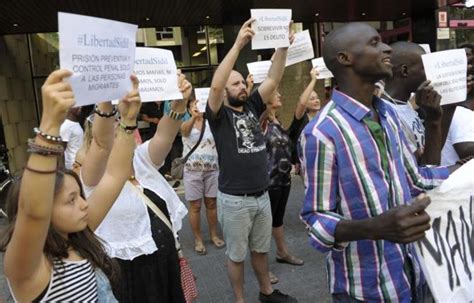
{"left": 206, "top": 91, "right": 269, "bottom": 195}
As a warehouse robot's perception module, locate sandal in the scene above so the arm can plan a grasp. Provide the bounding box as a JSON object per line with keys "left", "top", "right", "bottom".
{"left": 195, "top": 242, "right": 207, "bottom": 255}
{"left": 211, "top": 237, "right": 225, "bottom": 248}
{"left": 276, "top": 254, "right": 304, "bottom": 266}
{"left": 269, "top": 271, "right": 279, "bottom": 284}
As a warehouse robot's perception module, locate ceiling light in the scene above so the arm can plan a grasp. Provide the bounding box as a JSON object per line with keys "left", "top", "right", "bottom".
{"left": 145, "top": 17, "right": 150, "bottom": 21}
{"left": 315, "top": 13, "right": 319, "bottom": 17}
{"left": 192, "top": 52, "right": 202, "bottom": 57}
{"left": 205, "top": 15, "right": 210, "bottom": 19}
{"left": 13, "top": 23, "right": 18, "bottom": 27}
{"left": 361, "top": 12, "right": 366, "bottom": 16}
{"left": 200, "top": 46, "right": 207, "bottom": 51}
{"left": 402, "top": 12, "right": 406, "bottom": 16}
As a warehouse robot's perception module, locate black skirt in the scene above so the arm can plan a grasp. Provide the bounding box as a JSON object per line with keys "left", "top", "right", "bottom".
{"left": 114, "top": 189, "right": 185, "bottom": 303}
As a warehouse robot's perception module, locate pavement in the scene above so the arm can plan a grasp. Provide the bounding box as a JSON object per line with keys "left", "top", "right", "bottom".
{"left": 0, "top": 175, "right": 332, "bottom": 302}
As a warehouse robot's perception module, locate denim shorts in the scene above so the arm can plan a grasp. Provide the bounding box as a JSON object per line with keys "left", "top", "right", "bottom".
{"left": 217, "top": 191, "right": 272, "bottom": 262}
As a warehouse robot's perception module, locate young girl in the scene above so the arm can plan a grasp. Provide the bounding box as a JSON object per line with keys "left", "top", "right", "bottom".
{"left": 1, "top": 69, "right": 141, "bottom": 302}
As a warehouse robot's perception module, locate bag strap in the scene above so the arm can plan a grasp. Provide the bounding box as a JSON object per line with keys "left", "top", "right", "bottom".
{"left": 129, "top": 183, "right": 183, "bottom": 256}
{"left": 182, "top": 118, "right": 206, "bottom": 162}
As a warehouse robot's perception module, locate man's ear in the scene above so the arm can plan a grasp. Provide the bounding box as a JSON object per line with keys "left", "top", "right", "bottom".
{"left": 401, "top": 64, "right": 409, "bottom": 77}
{"left": 336, "top": 51, "right": 352, "bottom": 67}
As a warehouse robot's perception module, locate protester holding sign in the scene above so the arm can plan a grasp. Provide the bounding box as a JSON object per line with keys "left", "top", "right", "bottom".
{"left": 287, "top": 67, "right": 321, "bottom": 174}
{"left": 299, "top": 23, "right": 454, "bottom": 302}
{"left": 383, "top": 41, "right": 444, "bottom": 165}
{"left": 81, "top": 72, "right": 192, "bottom": 302}
{"left": 206, "top": 17, "right": 297, "bottom": 303}
{"left": 0, "top": 69, "right": 141, "bottom": 302}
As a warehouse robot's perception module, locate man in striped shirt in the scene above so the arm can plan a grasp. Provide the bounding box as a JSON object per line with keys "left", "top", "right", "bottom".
{"left": 299, "top": 23, "right": 456, "bottom": 302}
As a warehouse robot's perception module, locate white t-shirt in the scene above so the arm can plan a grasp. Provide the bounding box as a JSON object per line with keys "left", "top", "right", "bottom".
{"left": 182, "top": 120, "right": 218, "bottom": 171}
{"left": 392, "top": 102, "right": 425, "bottom": 152}
{"left": 60, "top": 119, "right": 84, "bottom": 169}
{"left": 441, "top": 106, "right": 474, "bottom": 166}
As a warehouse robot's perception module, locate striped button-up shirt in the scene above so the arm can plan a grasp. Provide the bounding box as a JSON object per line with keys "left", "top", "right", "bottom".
{"left": 299, "top": 90, "right": 449, "bottom": 302}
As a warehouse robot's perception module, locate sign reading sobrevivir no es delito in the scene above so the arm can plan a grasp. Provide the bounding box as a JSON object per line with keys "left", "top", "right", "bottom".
{"left": 251, "top": 9, "right": 292, "bottom": 50}
{"left": 59, "top": 12, "right": 137, "bottom": 106}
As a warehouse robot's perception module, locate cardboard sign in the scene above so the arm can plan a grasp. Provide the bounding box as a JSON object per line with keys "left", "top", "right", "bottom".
{"left": 194, "top": 87, "right": 210, "bottom": 113}
{"left": 311, "top": 57, "right": 334, "bottom": 79}
{"left": 58, "top": 12, "right": 137, "bottom": 106}
{"left": 134, "top": 47, "right": 182, "bottom": 102}
{"left": 247, "top": 60, "right": 272, "bottom": 84}
{"left": 416, "top": 159, "right": 474, "bottom": 302}
{"left": 251, "top": 9, "right": 292, "bottom": 50}
{"left": 422, "top": 49, "right": 467, "bottom": 105}
{"left": 286, "top": 30, "right": 314, "bottom": 67}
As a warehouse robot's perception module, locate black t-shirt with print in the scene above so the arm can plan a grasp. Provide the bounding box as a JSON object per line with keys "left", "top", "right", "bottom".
{"left": 206, "top": 91, "right": 269, "bottom": 195}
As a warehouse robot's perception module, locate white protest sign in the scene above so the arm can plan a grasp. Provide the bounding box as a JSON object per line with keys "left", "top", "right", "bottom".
{"left": 422, "top": 49, "right": 467, "bottom": 105}
{"left": 285, "top": 30, "right": 314, "bottom": 67}
{"left": 419, "top": 44, "right": 431, "bottom": 54}
{"left": 311, "top": 57, "right": 334, "bottom": 79}
{"left": 251, "top": 9, "right": 291, "bottom": 50}
{"left": 195, "top": 87, "right": 210, "bottom": 113}
{"left": 134, "top": 47, "right": 182, "bottom": 102}
{"left": 416, "top": 159, "right": 474, "bottom": 302}
{"left": 247, "top": 60, "right": 272, "bottom": 84}
{"left": 58, "top": 12, "right": 137, "bottom": 106}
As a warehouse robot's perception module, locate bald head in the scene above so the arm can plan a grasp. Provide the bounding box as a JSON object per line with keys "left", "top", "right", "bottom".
{"left": 322, "top": 23, "right": 392, "bottom": 81}
{"left": 322, "top": 23, "right": 371, "bottom": 75}
{"left": 385, "top": 41, "right": 427, "bottom": 94}
{"left": 390, "top": 42, "right": 425, "bottom": 68}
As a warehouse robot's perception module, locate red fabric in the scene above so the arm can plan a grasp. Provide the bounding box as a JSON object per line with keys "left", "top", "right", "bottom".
{"left": 179, "top": 257, "right": 198, "bottom": 302}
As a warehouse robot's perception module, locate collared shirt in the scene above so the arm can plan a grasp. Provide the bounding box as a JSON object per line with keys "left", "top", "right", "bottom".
{"left": 299, "top": 90, "right": 449, "bottom": 302}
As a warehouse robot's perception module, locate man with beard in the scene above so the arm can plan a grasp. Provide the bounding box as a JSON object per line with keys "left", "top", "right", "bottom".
{"left": 299, "top": 23, "right": 457, "bottom": 302}
{"left": 206, "top": 18, "right": 297, "bottom": 303}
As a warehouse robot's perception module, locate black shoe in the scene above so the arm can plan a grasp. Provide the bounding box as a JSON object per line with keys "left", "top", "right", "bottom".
{"left": 172, "top": 181, "right": 180, "bottom": 188}
{"left": 259, "top": 290, "right": 297, "bottom": 303}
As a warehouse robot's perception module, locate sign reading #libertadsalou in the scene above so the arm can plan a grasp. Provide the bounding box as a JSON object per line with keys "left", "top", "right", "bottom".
{"left": 285, "top": 30, "right": 314, "bottom": 67}
{"left": 422, "top": 49, "right": 467, "bottom": 105}
{"left": 247, "top": 61, "right": 272, "bottom": 84}
{"left": 311, "top": 57, "right": 334, "bottom": 79}
{"left": 58, "top": 12, "right": 137, "bottom": 106}
{"left": 194, "top": 88, "right": 210, "bottom": 113}
{"left": 416, "top": 159, "right": 474, "bottom": 302}
{"left": 134, "top": 47, "right": 182, "bottom": 102}
{"left": 251, "top": 9, "right": 291, "bottom": 50}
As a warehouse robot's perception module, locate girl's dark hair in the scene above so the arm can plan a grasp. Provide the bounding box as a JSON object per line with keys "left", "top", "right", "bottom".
{"left": 0, "top": 169, "right": 120, "bottom": 291}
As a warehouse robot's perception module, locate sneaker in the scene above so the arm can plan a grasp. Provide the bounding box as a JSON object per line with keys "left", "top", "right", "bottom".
{"left": 259, "top": 289, "right": 297, "bottom": 303}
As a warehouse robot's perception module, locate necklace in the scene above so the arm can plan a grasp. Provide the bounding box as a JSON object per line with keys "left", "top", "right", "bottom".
{"left": 382, "top": 91, "right": 406, "bottom": 105}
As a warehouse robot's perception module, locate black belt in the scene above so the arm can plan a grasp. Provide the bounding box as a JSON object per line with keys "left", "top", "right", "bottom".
{"left": 241, "top": 190, "right": 266, "bottom": 197}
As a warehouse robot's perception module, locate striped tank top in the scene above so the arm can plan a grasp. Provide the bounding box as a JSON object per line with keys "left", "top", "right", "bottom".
{"left": 8, "top": 259, "right": 98, "bottom": 302}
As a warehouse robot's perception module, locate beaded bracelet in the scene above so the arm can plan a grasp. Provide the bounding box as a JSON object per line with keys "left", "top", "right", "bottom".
{"left": 33, "top": 127, "right": 62, "bottom": 144}
{"left": 168, "top": 109, "right": 186, "bottom": 120}
{"left": 118, "top": 121, "right": 138, "bottom": 134}
{"left": 27, "top": 138, "right": 64, "bottom": 156}
{"left": 95, "top": 105, "right": 118, "bottom": 118}
{"left": 25, "top": 165, "right": 57, "bottom": 174}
